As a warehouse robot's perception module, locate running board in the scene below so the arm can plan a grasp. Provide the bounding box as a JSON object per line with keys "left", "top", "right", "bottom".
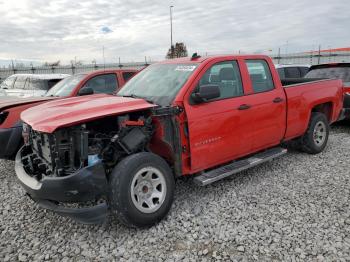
{"left": 193, "top": 147, "right": 287, "bottom": 186}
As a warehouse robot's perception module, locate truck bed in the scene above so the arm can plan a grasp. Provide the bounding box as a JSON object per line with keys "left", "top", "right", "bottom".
{"left": 281, "top": 78, "right": 327, "bottom": 87}
{"left": 282, "top": 78, "right": 343, "bottom": 140}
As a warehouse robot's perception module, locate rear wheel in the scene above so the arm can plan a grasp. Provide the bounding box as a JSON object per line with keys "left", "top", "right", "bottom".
{"left": 300, "top": 112, "right": 329, "bottom": 154}
{"left": 109, "top": 152, "right": 175, "bottom": 228}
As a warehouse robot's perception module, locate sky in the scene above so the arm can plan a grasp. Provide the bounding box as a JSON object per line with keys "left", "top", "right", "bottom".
{"left": 0, "top": 0, "right": 349, "bottom": 65}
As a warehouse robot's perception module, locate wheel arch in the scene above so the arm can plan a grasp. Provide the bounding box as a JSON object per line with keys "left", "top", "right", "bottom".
{"left": 311, "top": 102, "right": 333, "bottom": 122}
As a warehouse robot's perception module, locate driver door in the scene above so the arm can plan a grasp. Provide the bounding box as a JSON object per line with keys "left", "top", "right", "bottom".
{"left": 184, "top": 60, "right": 254, "bottom": 172}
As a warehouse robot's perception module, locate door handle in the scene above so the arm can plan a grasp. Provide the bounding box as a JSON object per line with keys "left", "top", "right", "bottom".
{"left": 273, "top": 97, "right": 283, "bottom": 103}
{"left": 238, "top": 104, "right": 251, "bottom": 110}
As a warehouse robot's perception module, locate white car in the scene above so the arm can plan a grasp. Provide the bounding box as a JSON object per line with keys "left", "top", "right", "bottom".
{"left": 0, "top": 74, "right": 70, "bottom": 98}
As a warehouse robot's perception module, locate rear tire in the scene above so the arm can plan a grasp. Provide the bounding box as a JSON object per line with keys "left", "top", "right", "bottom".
{"left": 109, "top": 152, "right": 175, "bottom": 228}
{"left": 300, "top": 112, "right": 329, "bottom": 154}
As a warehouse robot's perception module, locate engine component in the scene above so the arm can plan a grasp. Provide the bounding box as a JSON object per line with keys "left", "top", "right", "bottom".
{"left": 118, "top": 127, "right": 148, "bottom": 154}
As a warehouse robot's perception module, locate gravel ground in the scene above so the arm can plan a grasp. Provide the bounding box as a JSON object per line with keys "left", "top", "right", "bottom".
{"left": 0, "top": 123, "right": 349, "bottom": 261}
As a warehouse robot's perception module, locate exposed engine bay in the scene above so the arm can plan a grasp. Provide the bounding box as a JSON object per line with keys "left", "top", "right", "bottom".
{"left": 21, "top": 112, "right": 154, "bottom": 179}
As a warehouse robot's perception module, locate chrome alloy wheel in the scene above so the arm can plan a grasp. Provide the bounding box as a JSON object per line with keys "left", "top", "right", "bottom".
{"left": 130, "top": 167, "right": 167, "bottom": 213}
{"left": 313, "top": 121, "right": 327, "bottom": 146}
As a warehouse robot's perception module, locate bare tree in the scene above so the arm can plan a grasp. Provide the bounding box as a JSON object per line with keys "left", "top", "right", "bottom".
{"left": 166, "top": 42, "right": 188, "bottom": 59}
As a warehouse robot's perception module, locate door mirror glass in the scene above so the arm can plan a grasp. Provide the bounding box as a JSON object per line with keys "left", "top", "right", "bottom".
{"left": 78, "top": 87, "right": 94, "bottom": 96}
{"left": 192, "top": 84, "right": 220, "bottom": 103}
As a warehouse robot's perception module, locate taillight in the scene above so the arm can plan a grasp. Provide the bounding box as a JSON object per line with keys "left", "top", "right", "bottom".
{"left": 0, "top": 111, "right": 9, "bottom": 125}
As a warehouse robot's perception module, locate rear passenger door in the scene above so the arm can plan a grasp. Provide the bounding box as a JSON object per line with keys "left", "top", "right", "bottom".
{"left": 244, "top": 60, "right": 286, "bottom": 151}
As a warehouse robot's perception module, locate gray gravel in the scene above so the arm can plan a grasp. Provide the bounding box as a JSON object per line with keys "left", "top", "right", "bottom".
{"left": 1, "top": 123, "right": 350, "bottom": 261}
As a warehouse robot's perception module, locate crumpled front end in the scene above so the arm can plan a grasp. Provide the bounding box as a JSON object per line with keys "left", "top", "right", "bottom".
{"left": 15, "top": 145, "right": 109, "bottom": 224}
{"left": 15, "top": 112, "right": 154, "bottom": 224}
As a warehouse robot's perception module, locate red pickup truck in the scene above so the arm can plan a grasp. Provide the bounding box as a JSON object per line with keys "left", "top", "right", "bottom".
{"left": 15, "top": 55, "right": 344, "bottom": 227}
{"left": 0, "top": 69, "right": 139, "bottom": 159}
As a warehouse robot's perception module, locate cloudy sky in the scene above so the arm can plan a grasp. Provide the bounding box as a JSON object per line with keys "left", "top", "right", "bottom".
{"left": 0, "top": 0, "right": 348, "bottom": 65}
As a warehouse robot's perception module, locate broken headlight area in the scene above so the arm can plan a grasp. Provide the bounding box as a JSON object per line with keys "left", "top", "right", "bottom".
{"left": 21, "top": 113, "right": 154, "bottom": 179}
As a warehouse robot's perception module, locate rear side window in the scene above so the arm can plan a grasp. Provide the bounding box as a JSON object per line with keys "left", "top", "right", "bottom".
{"left": 27, "top": 79, "right": 47, "bottom": 90}
{"left": 246, "top": 60, "right": 274, "bottom": 93}
{"left": 83, "top": 74, "right": 118, "bottom": 94}
{"left": 122, "top": 72, "right": 136, "bottom": 82}
{"left": 13, "top": 76, "right": 28, "bottom": 89}
{"left": 285, "top": 67, "right": 301, "bottom": 78}
{"left": 197, "top": 60, "right": 243, "bottom": 100}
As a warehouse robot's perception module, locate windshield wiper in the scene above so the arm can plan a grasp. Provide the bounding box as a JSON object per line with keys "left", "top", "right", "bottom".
{"left": 120, "top": 94, "right": 155, "bottom": 104}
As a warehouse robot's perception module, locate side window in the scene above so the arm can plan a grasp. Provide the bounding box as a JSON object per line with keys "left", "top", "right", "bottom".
{"left": 27, "top": 79, "right": 46, "bottom": 90}
{"left": 1, "top": 76, "right": 16, "bottom": 89}
{"left": 277, "top": 68, "right": 285, "bottom": 79}
{"left": 83, "top": 74, "right": 118, "bottom": 94}
{"left": 13, "top": 76, "right": 27, "bottom": 89}
{"left": 197, "top": 61, "right": 243, "bottom": 100}
{"left": 122, "top": 72, "right": 136, "bottom": 82}
{"left": 246, "top": 60, "right": 274, "bottom": 93}
{"left": 285, "top": 67, "right": 301, "bottom": 78}
{"left": 299, "top": 67, "right": 309, "bottom": 77}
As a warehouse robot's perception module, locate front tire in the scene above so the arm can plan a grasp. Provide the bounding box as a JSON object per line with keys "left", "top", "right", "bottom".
{"left": 300, "top": 112, "right": 329, "bottom": 154}
{"left": 109, "top": 152, "right": 175, "bottom": 228}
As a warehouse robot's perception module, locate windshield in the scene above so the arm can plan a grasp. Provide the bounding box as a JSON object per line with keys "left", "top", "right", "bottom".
{"left": 117, "top": 63, "right": 198, "bottom": 106}
{"left": 305, "top": 67, "right": 350, "bottom": 86}
{"left": 45, "top": 74, "right": 86, "bottom": 97}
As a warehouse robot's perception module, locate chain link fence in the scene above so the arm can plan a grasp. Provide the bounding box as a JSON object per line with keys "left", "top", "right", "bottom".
{"left": 271, "top": 51, "right": 350, "bottom": 65}
{"left": 1, "top": 51, "right": 350, "bottom": 83}
{"left": 0, "top": 62, "right": 149, "bottom": 83}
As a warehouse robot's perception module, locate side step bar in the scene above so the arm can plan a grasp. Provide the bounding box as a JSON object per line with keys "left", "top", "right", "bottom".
{"left": 193, "top": 147, "right": 287, "bottom": 186}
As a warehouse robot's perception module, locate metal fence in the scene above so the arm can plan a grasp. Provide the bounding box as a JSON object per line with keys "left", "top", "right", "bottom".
{"left": 271, "top": 51, "right": 350, "bottom": 65}
{"left": 0, "top": 62, "right": 149, "bottom": 83}
{"left": 1, "top": 51, "right": 350, "bottom": 83}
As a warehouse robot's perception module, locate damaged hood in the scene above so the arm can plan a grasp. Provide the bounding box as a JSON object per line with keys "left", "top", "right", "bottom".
{"left": 0, "top": 96, "right": 57, "bottom": 111}
{"left": 21, "top": 94, "right": 157, "bottom": 133}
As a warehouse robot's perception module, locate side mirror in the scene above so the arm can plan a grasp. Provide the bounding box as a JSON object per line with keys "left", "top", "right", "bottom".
{"left": 192, "top": 84, "right": 220, "bottom": 103}
{"left": 78, "top": 87, "right": 94, "bottom": 96}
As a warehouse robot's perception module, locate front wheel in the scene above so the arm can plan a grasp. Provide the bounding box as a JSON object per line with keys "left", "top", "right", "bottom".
{"left": 300, "top": 112, "right": 329, "bottom": 154}
{"left": 109, "top": 152, "right": 175, "bottom": 228}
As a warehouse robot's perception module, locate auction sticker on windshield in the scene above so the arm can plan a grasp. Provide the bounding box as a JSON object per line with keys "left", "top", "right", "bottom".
{"left": 175, "top": 65, "right": 197, "bottom": 71}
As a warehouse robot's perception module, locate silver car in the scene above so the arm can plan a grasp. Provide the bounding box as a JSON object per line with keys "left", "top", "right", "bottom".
{"left": 0, "top": 74, "right": 70, "bottom": 98}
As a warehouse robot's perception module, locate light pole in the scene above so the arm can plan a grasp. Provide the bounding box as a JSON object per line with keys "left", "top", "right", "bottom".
{"left": 170, "top": 5, "right": 174, "bottom": 58}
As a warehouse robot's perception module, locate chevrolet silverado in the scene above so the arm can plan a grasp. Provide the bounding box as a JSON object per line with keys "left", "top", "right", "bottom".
{"left": 15, "top": 55, "right": 344, "bottom": 227}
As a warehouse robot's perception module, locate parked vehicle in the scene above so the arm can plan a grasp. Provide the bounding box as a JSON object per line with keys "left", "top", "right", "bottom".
{"left": 15, "top": 55, "right": 344, "bottom": 227}
{"left": 304, "top": 63, "right": 350, "bottom": 119}
{"left": 276, "top": 64, "right": 310, "bottom": 78}
{"left": 0, "top": 74, "right": 70, "bottom": 97}
{"left": 275, "top": 64, "right": 310, "bottom": 79}
{"left": 0, "top": 69, "right": 139, "bottom": 159}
